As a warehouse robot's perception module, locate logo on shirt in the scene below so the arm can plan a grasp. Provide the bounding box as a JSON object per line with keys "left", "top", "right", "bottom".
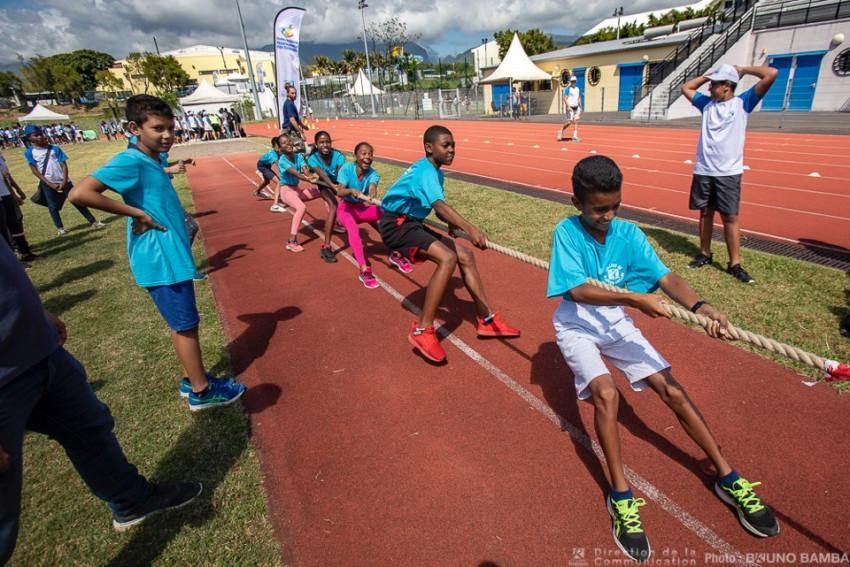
{"left": 604, "top": 263, "right": 624, "bottom": 285}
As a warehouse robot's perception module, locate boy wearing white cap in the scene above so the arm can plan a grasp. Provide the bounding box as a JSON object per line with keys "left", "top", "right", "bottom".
{"left": 681, "top": 63, "right": 777, "bottom": 284}
{"left": 558, "top": 75, "right": 582, "bottom": 142}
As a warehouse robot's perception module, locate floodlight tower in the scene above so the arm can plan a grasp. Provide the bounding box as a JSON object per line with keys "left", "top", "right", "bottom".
{"left": 358, "top": 0, "right": 377, "bottom": 117}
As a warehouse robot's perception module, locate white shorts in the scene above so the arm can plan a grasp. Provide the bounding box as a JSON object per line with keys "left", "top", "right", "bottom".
{"left": 566, "top": 106, "right": 581, "bottom": 121}
{"left": 553, "top": 301, "right": 670, "bottom": 400}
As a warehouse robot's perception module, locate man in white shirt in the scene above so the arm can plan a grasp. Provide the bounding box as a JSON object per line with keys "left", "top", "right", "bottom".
{"left": 681, "top": 63, "right": 777, "bottom": 284}
{"left": 558, "top": 76, "right": 582, "bottom": 142}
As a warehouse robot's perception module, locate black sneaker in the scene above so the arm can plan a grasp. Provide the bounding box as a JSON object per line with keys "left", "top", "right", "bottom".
{"left": 20, "top": 252, "right": 42, "bottom": 262}
{"left": 319, "top": 245, "right": 337, "bottom": 263}
{"left": 687, "top": 253, "right": 713, "bottom": 269}
{"left": 113, "top": 482, "right": 202, "bottom": 532}
{"left": 727, "top": 263, "right": 755, "bottom": 284}
{"left": 715, "top": 478, "right": 779, "bottom": 537}
{"left": 606, "top": 495, "right": 651, "bottom": 562}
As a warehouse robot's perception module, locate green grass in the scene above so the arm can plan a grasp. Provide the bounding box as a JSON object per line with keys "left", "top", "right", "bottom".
{"left": 3, "top": 141, "right": 281, "bottom": 566}
{"left": 4, "top": 137, "right": 847, "bottom": 564}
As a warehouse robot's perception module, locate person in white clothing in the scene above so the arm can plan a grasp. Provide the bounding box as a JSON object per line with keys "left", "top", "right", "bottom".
{"left": 681, "top": 63, "right": 777, "bottom": 284}
{"left": 558, "top": 76, "right": 582, "bottom": 142}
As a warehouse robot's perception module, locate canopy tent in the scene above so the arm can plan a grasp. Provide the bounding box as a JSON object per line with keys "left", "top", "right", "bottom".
{"left": 348, "top": 69, "right": 385, "bottom": 96}
{"left": 18, "top": 103, "right": 70, "bottom": 123}
{"left": 179, "top": 80, "right": 244, "bottom": 116}
{"left": 480, "top": 33, "right": 551, "bottom": 84}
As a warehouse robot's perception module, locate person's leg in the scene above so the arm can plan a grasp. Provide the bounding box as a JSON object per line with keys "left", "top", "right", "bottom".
{"left": 40, "top": 183, "right": 64, "bottom": 229}
{"left": 23, "top": 348, "right": 152, "bottom": 520}
{"left": 319, "top": 189, "right": 338, "bottom": 246}
{"left": 720, "top": 213, "right": 741, "bottom": 266}
{"left": 698, "top": 206, "right": 715, "bottom": 257}
{"left": 70, "top": 201, "right": 97, "bottom": 224}
{"left": 172, "top": 327, "right": 208, "bottom": 392}
{"left": 587, "top": 374, "right": 629, "bottom": 491}
{"left": 279, "top": 187, "right": 308, "bottom": 239}
{"left": 643, "top": 369, "right": 731, "bottom": 476}
{"left": 414, "top": 239, "right": 458, "bottom": 328}
{"left": 438, "top": 236, "right": 491, "bottom": 319}
{"left": 337, "top": 201, "right": 366, "bottom": 266}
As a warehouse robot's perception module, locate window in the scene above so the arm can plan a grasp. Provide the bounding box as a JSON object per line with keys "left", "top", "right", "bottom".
{"left": 587, "top": 66, "right": 602, "bottom": 86}
{"left": 834, "top": 48, "right": 850, "bottom": 76}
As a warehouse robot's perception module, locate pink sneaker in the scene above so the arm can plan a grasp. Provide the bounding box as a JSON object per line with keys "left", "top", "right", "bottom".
{"left": 358, "top": 267, "right": 379, "bottom": 289}
{"left": 286, "top": 239, "right": 304, "bottom": 252}
{"left": 388, "top": 252, "right": 413, "bottom": 273}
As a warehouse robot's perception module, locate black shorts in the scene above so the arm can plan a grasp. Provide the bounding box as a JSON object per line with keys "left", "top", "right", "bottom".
{"left": 257, "top": 162, "right": 276, "bottom": 180}
{"left": 689, "top": 174, "right": 742, "bottom": 216}
{"left": 378, "top": 211, "right": 443, "bottom": 263}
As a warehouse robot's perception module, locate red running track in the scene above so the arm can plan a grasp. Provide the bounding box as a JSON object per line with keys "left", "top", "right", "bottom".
{"left": 247, "top": 120, "right": 850, "bottom": 253}
{"left": 188, "top": 151, "right": 848, "bottom": 566}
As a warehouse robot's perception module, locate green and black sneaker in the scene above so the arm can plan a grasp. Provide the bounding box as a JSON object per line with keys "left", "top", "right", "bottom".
{"left": 607, "top": 494, "right": 651, "bottom": 563}
{"left": 715, "top": 477, "right": 780, "bottom": 537}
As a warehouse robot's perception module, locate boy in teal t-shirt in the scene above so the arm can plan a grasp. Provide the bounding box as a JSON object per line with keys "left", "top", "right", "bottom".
{"left": 548, "top": 155, "right": 779, "bottom": 562}
{"left": 69, "top": 95, "right": 245, "bottom": 412}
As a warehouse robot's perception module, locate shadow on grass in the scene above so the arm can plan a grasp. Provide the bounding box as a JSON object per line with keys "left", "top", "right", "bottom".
{"left": 39, "top": 259, "right": 114, "bottom": 293}
{"left": 42, "top": 290, "right": 97, "bottom": 316}
{"left": 33, "top": 233, "right": 101, "bottom": 256}
{"left": 641, "top": 226, "right": 700, "bottom": 259}
{"left": 227, "top": 307, "right": 303, "bottom": 375}
{"left": 106, "top": 406, "right": 249, "bottom": 566}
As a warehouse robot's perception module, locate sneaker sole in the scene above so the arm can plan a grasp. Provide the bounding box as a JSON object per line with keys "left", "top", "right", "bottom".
{"left": 477, "top": 329, "right": 520, "bottom": 338}
{"left": 188, "top": 388, "right": 246, "bottom": 412}
{"left": 113, "top": 484, "right": 203, "bottom": 531}
{"left": 606, "top": 497, "right": 652, "bottom": 562}
{"left": 359, "top": 278, "right": 379, "bottom": 289}
{"left": 407, "top": 333, "right": 446, "bottom": 362}
{"left": 388, "top": 259, "right": 413, "bottom": 273}
{"left": 714, "top": 483, "right": 779, "bottom": 537}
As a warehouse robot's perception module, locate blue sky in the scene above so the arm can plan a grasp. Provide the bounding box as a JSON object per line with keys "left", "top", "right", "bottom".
{"left": 1, "top": 0, "right": 692, "bottom": 64}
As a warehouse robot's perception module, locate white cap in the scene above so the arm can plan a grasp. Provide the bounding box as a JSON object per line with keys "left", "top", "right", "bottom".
{"left": 704, "top": 63, "right": 739, "bottom": 83}
{"left": 569, "top": 75, "right": 577, "bottom": 82}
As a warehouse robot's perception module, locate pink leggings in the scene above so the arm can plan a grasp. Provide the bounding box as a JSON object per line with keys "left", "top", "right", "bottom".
{"left": 279, "top": 184, "right": 326, "bottom": 236}
{"left": 337, "top": 200, "right": 382, "bottom": 266}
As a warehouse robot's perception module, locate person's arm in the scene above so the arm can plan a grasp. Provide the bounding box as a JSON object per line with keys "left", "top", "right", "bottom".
{"left": 59, "top": 161, "right": 69, "bottom": 191}
{"left": 568, "top": 282, "right": 672, "bottom": 319}
{"left": 164, "top": 158, "right": 196, "bottom": 175}
{"left": 681, "top": 74, "right": 709, "bottom": 102}
{"left": 285, "top": 165, "right": 317, "bottom": 184}
{"left": 310, "top": 165, "right": 340, "bottom": 194}
{"left": 4, "top": 172, "right": 26, "bottom": 203}
{"left": 432, "top": 200, "right": 487, "bottom": 249}
{"left": 68, "top": 176, "right": 166, "bottom": 235}
{"left": 657, "top": 272, "right": 730, "bottom": 339}
{"left": 735, "top": 65, "right": 778, "bottom": 98}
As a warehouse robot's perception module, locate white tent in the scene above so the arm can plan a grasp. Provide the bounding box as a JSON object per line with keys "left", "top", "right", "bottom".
{"left": 348, "top": 69, "right": 385, "bottom": 96}
{"left": 19, "top": 103, "right": 70, "bottom": 123}
{"left": 179, "top": 80, "right": 243, "bottom": 115}
{"left": 480, "top": 33, "right": 551, "bottom": 84}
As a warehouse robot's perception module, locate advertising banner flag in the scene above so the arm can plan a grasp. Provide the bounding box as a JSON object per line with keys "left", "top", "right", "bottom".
{"left": 274, "top": 7, "right": 305, "bottom": 129}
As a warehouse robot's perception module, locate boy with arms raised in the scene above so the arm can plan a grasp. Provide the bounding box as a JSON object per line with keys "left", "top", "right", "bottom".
{"left": 69, "top": 95, "right": 245, "bottom": 411}
{"left": 378, "top": 125, "right": 520, "bottom": 363}
{"left": 548, "top": 155, "right": 778, "bottom": 562}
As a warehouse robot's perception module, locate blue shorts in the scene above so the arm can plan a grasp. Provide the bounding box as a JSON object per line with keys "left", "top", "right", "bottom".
{"left": 257, "top": 161, "right": 276, "bottom": 180}
{"left": 146, "top": 280, "right": 200, "bottom": 331}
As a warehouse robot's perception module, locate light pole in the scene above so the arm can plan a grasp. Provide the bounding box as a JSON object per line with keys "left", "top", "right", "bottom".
{"left": 482, "top": 38, "right": 489, "bottom": 68}
{"left": 234, "top": 0, "right": 263, "bottom": 120}
{"left": 613, "top": 6, "right": 624, "bottom": 40}
{"left": 358, "top": 0, "right": 377, "bottom": 117}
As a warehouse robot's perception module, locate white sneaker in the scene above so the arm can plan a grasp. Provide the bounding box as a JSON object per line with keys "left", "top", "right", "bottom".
{"left": 91, "top": 221, "right": 106, "bottom": 229}
{"left": 58, "top": 228, "right": 68, "bottom": 235}
{"left": 269, "top": 204, "right": 287, "bottom": 213}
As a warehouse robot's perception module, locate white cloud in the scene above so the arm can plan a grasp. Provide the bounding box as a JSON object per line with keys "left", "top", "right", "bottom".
{"left": 1, "top": 0, "right": 692, "bottom": 64}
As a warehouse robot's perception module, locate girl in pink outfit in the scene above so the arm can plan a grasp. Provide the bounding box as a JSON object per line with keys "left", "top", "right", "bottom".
{"left": 336, "top": 142, "right": 412, "bottom": 288}
{"left": 275, "top": 135, "right": 332, "bottom": 252}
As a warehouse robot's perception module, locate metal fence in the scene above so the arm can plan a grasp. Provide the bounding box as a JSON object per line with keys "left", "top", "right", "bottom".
{"left": 753, "top": 0, "right": 850, "bottom": 30}
{"left": 304, "top": 86, "right": 488, "bottom": 120}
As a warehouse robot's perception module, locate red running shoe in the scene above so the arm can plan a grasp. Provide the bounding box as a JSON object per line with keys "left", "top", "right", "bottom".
{"left": 408, "top": 322, "right": 446, "bottom": 362}
{"left": 477, "top": 312, "right": 520, "bottom": 338}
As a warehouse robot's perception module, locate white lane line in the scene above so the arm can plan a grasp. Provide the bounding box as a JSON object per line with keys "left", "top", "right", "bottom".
{"left": 294, "top": 212, "right": 752, "bottom": 565}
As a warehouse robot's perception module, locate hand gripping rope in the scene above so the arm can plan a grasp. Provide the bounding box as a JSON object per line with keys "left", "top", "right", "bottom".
{"left": 342, "top": 192, "right": 850, "bottom": 382}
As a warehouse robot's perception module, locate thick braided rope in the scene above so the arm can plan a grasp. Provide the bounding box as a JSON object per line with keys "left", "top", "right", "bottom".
{"left": 417, "top": 220, "right": 831, "bottom": 371}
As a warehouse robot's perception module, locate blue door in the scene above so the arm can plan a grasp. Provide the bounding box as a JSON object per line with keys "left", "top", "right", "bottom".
{"left": 788, "top": 53, "right": 823, "bottom": 111}
{"left": 491, "top": 84, "right": 510, "bottom": 109}
{"left": 762, "top": 52, "right": 825, "bottom": 111}
{"left": 761, "top": 56, "right": 792, "bottom": 111}
{"left": 572, "top": 67, "right": 587, "bottom": 108}
{"left": 617, "top": 63, "right": 645, "bottom": 111}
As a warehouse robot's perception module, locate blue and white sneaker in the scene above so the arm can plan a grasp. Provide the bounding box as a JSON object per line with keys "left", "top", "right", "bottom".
{"left": 179, "top": 372, "right": 235, "bottom": 398}
{"left": 188, "top": 381, "right": 246, "bottom": 412}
